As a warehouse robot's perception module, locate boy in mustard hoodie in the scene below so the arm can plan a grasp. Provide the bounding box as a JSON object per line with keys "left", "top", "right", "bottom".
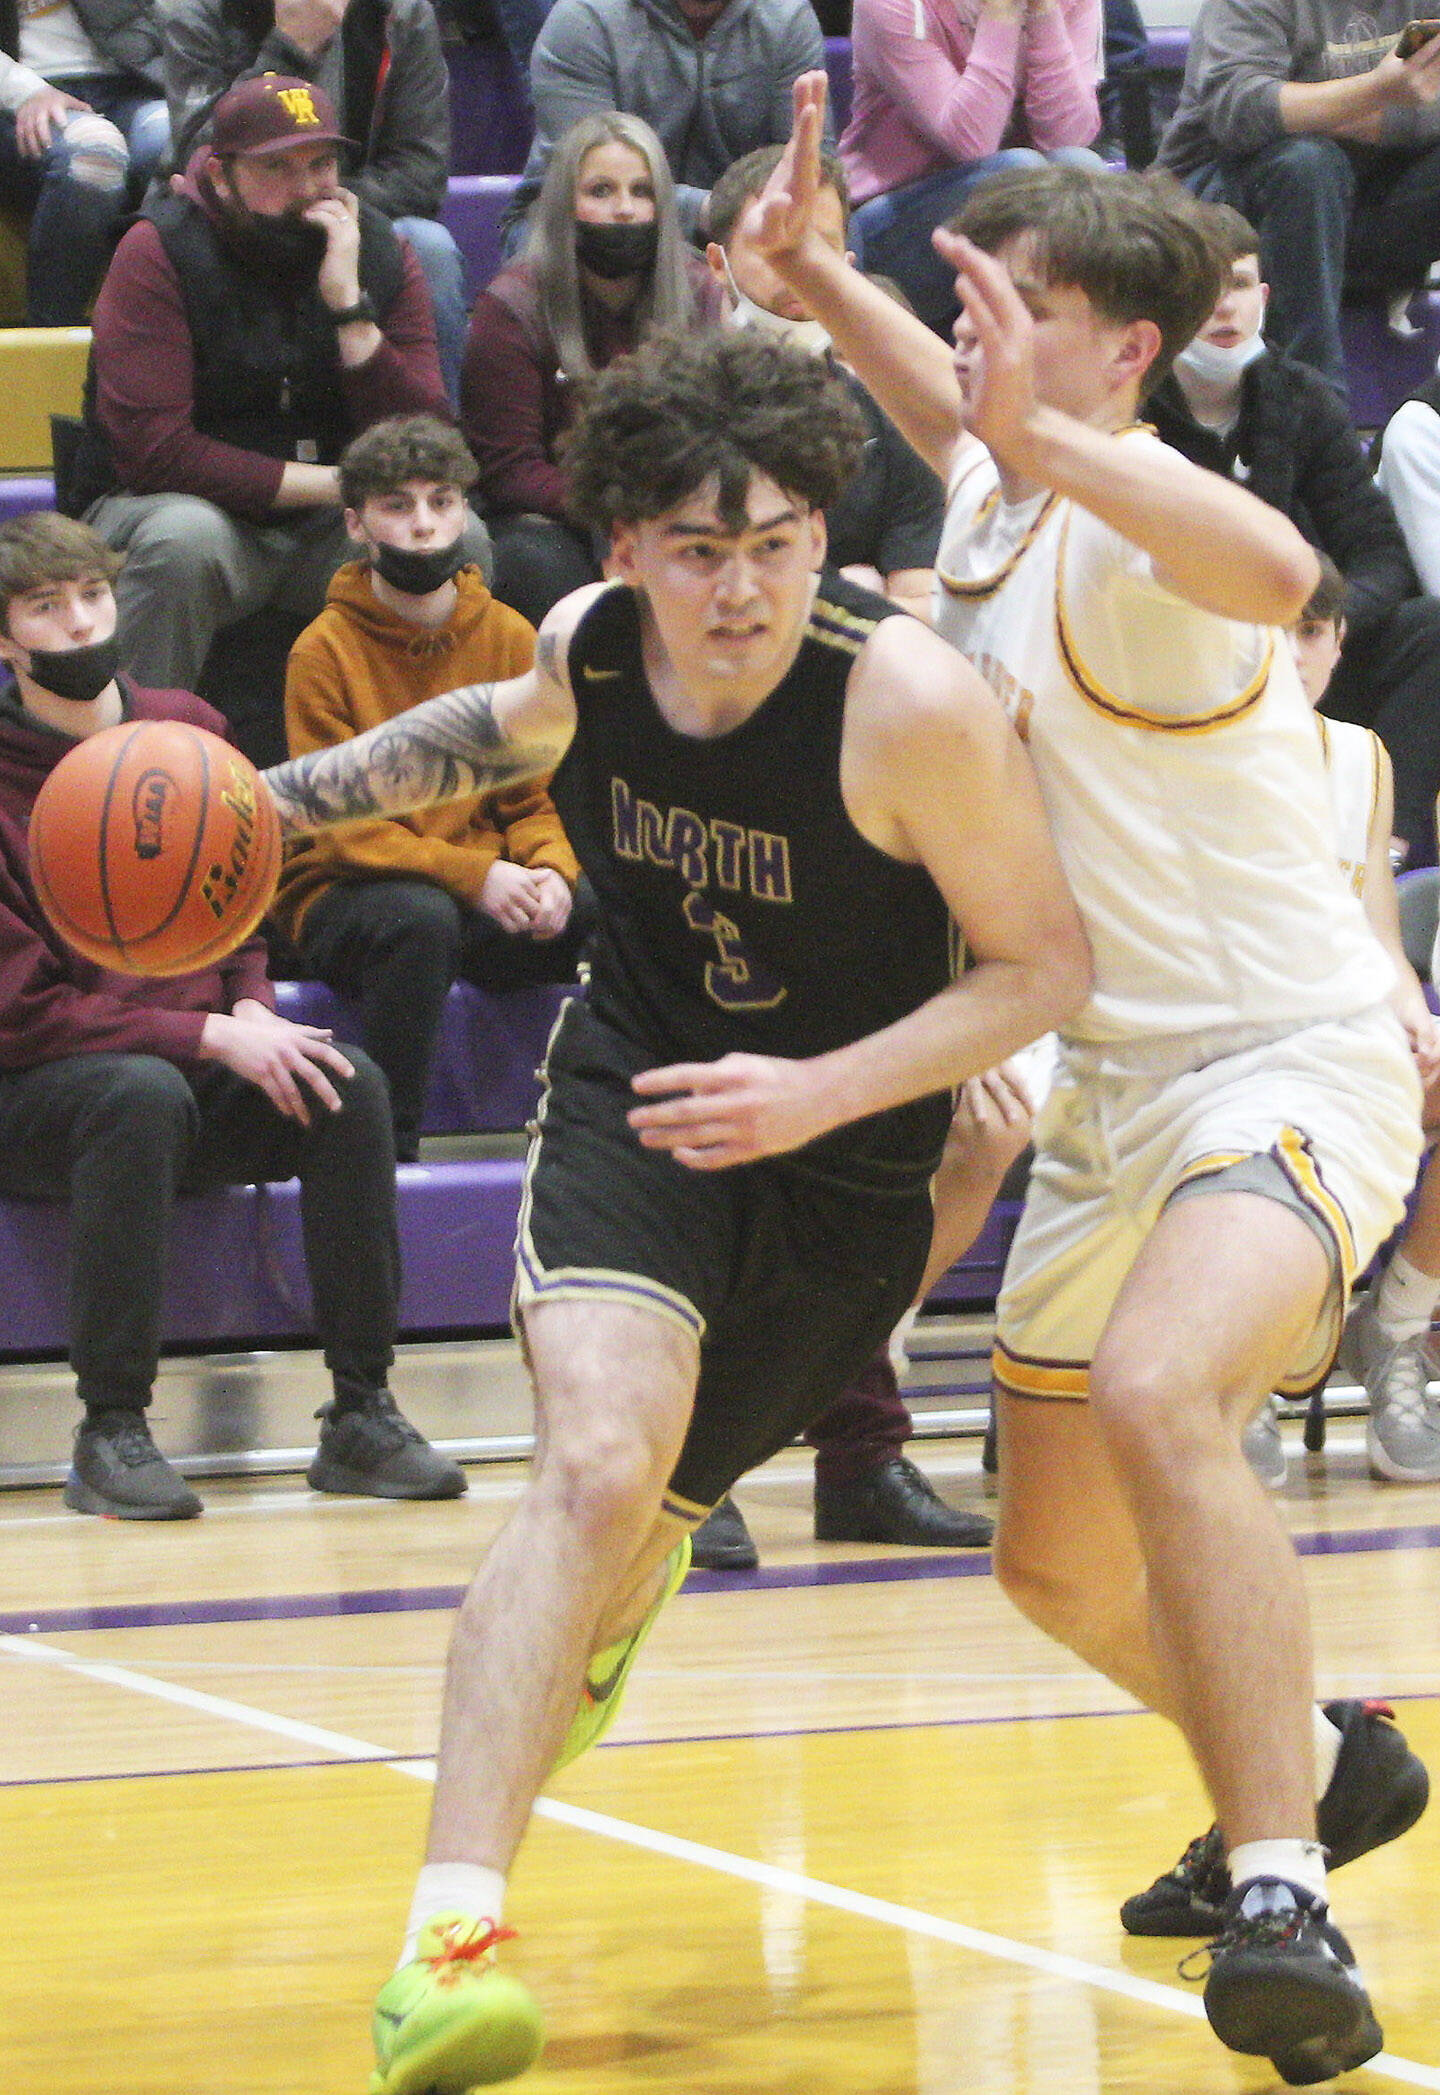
{"left": 272, "top": 417, "right": 595, "bottom": 1160}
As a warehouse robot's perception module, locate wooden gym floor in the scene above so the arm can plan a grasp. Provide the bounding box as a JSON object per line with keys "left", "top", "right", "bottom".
{"left": 3, "top": 1339, "right": 1439, "bottom": 2095}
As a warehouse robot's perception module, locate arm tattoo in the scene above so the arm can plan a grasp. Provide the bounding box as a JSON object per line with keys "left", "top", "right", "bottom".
{"left": 262, "top": 681, "right": 568, "bottom": 837}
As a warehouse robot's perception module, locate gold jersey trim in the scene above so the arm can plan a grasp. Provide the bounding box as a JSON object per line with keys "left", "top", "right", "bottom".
{"left": 808, "top": 592, "right": 886, "bottom": 658}
{"left": 992, "top": 1338, "right": 1090, "bottom": 1403}
{"left": 1053, "top": 505, "right": 1274, "bottom": 735}
{"left": 937, "top": 484, "right": 1062, "bottom": 600}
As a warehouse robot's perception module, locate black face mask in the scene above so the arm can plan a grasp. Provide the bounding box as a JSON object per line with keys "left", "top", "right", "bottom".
{"left": 216, "top": 192, "right": 329, "bottom": 281}
{"left": 373, "top": 538, "right": 469, "bottom": 596}
{"left": 574, "top": 220, "right": 660, "bottom": 280}
{"left": 25, "top": 635, "right": 122, "bottom": 704}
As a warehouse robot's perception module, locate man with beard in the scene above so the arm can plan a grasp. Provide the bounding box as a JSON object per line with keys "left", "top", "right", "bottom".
{"left": 77, "top": 73, "right": 484, "bottom": 705}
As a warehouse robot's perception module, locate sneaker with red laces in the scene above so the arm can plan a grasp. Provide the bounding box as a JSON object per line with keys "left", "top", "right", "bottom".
{"left": 370, "top": 1915, "right": 543, "bottom": 2093}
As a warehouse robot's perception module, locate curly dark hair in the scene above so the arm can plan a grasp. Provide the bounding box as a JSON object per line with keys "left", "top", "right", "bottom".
{"left": 338, "top": 415, "right": 478, "bottom": 511}
{"left": 562, "top": 328, "right": 869, "bottom": 533}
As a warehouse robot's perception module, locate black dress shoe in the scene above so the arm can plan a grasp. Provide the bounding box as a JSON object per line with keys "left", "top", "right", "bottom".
{"left": 690, "top": 1493, "right": 760, "bottom": 1571}
{"left": 814, "top": 1455, "right": 994, "bottom": 1547}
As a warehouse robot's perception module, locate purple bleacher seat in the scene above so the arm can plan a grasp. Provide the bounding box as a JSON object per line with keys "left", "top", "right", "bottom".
{"left": 0, "top": 1160, "right": 527, "bottom": 1354}
{"left": 446, "top": 36, "right": 534, "bottom": 177}
{"left": 1145, "top": 23, "right": 1190, "bottom": 73}
{"left": 824, "top": 36, "right": 853, "bottom": 137}
{"left": 273, "top": 975, "right": 572, "bottom": 1135}
{"left": 1342, "top": 295, "right": 1440, "bottom": 430}
{"left": 444, "top": 173, "right": 520, "bottom": 294}
{"left": 0, "top": 476, "right": 55, "bottom": 520}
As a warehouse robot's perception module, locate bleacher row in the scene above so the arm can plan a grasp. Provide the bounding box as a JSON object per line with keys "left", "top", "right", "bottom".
{"left": 0, "top": 21, "right": 1424, "bottom": 1380}
{"left": 0, "top": 975, "right": 1019, "bottom": 1364}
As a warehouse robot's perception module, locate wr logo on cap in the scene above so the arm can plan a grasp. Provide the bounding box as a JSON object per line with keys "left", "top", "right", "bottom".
{"left": 277, "top": 87, "right": 320, "bottom": 124}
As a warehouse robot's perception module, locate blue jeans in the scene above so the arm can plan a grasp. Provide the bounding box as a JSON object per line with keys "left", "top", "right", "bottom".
{"left": 395, "top": 213, "right": 468, "bottom": 406}
{"left": 0, "top": 74, "right": 168, "bottom": 322}
{"left": 1193, "top": 135, "right": 1440, "bottom": 395}
{"left": 851, "top": 145, "right": 1106, "bottom": 336}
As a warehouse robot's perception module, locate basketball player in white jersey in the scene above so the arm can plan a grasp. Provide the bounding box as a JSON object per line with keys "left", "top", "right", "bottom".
{"left": 755, "top": 73, "right": 1428, "bottom": 2084}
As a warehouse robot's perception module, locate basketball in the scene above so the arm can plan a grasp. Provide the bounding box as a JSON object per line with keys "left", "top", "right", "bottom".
{"left": 27, "top": 719, "right": 283, "bottom": 977}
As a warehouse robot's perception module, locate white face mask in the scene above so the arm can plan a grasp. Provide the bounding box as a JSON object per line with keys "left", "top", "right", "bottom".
{"left": 721, "top": 252, "right": 831, "bottom": 358}
{"left": 1174, "top": 289, "right": 1269, "bottom": 389}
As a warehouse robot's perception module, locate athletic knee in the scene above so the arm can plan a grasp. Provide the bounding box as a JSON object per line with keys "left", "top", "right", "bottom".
{"left": 538, "top": 1413, "right": 675, "bottom": 1548}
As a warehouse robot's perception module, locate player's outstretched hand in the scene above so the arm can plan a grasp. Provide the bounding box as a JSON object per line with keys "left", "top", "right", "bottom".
{"left": 932, "top": 227, "right": 1042, "bottom": 469}
{"left": 629, "top": 1052, "right": 832, "bottom": 1168}
{"left": 199, "top": 1000, "right": 355, "bottom": 1124}
{"left": 749, "top": 71, "right": 830, "bottom": 263}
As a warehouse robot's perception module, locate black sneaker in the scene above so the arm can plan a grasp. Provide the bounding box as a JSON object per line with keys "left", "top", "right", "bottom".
{"left": 690, "top": 1494, "right": 760, "bottom": 1572}
{"left": 307, "top": 1391, "right": 467, "bottom": 1500}
{"left": 1198, "top": 1879, "right": 1382, "bottom": 2085}
{"left": 1121, "top": 1698, "right": 1429, "bottom": 1936}
{"left": 64, "top": 1409, "right": 203, "bottom": 1520}
{"left": 814, "top": 1456, "right": 993, "bottom": 1547}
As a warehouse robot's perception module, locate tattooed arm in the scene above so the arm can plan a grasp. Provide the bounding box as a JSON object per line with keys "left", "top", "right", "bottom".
{"left": 262, "top": 590, "right": 594, "bottom": 838}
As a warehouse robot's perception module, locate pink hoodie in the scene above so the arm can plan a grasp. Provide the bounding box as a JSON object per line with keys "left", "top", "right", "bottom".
{"left": 841, "top": 0, "right": 1101, "bottom": 205}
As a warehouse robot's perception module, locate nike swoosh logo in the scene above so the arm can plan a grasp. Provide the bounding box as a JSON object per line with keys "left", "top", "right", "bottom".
{"left": 581, "top": 665, "right": 624, "bottom": 682}
{"left": 586, "top": 1649, "right": 630, "bottom": 1702}
{"left": 375, "top": 2007, "right": 404, "bottom": 2030}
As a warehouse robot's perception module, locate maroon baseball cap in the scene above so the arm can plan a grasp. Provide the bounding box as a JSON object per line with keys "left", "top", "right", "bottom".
{"left": 210, "top": 73, "right": 355, "bottom": 159}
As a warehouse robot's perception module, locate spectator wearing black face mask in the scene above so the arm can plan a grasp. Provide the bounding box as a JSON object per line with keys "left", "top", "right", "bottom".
{"left": 460, "top": 111, "right": 725, "bottom": 628}
{"left": 76, "top": 73, "right": 487, "bottom": 718}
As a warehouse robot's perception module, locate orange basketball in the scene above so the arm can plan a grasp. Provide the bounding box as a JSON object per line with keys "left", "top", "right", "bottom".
{"left": 27, "top": 719, "right": 282, "bottom": 978}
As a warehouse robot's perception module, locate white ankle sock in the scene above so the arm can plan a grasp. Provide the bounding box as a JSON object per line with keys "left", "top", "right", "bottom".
{"left": 1375, "top": 1253, "right": 1440, "bottom": 1342}
{"left": 400, "top": 1863, "right": 507, "bottom": 1967}
{"left": 1314, "top": 1703, "right": 1343, "bottom": 1800}
{"left": 1228, "top": 1838, "right": 1328, "bottom": 1905}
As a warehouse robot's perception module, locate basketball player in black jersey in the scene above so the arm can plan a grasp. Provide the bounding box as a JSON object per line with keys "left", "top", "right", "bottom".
{"left": 261, "top": 328, "right": 1089, "bottom": 2091}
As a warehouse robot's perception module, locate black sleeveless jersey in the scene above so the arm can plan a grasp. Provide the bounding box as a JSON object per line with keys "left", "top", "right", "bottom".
{"left": 549, "top": 570, "right": 958, "bottom": 1187}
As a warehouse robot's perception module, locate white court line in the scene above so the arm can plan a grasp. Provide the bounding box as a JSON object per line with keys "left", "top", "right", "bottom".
{"left": 6, "top": 1633, "right": 1440, "bottom": 2090}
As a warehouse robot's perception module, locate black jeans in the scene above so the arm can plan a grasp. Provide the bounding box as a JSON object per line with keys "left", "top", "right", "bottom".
{"left": 297, "top": 875, "right": 597, "bottom": 1159}
{"left": 0, "top": 1049, "right": 399, "bottom": 1413}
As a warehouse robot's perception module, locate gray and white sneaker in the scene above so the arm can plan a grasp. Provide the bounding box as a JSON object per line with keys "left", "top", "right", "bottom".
{"left": 1242, "top": 1398, "right": 1287, "bottom": 1489}
{"left": 1347, "top": 1292, "right": 1440, "bottom": 1483}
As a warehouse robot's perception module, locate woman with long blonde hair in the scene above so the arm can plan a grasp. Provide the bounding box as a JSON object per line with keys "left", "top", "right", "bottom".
{"left": 462, "top": 112, "right": 725, "bottom": 623}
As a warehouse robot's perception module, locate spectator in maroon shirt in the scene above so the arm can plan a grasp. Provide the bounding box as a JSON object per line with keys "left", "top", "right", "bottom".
{"left": 461, "top": 111, "right": 724, "bottom": 627}
{"left": 76, "top": 74, "right": 486, "bottom": 709}
{"left": 0, "top": 511, "right": 466, "bottom": 1521}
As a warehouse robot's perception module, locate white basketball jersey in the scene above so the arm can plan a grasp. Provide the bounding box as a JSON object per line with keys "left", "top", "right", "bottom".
{"left": 1316, "top": 715, "right": 1382, "bottom": 899}
{"left": 933, "top": 432, "right": 1394, "bottom": 1044}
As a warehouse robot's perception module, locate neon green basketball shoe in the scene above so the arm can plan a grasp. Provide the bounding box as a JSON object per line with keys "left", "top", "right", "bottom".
{"left": 370, "top": 1915, "right": 544, "bottom": 2093}
{"left": 551, "top": 1531, "right": 692, "bottom": 1775}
